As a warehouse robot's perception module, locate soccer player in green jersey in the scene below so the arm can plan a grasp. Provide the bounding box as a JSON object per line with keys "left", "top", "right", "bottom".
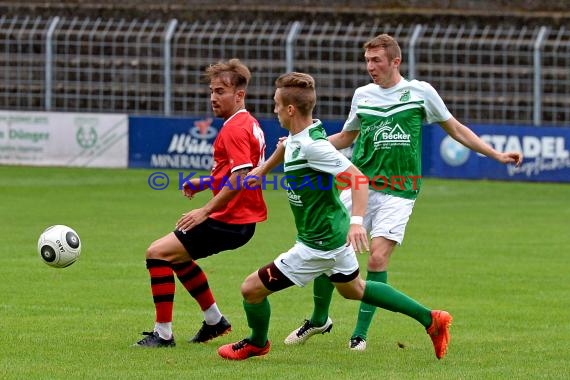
{"left": 284, "top": 34, "right": 523, "bottom": 351}
{"left": 217, "top": 72, "right": 452, "bottom": 361}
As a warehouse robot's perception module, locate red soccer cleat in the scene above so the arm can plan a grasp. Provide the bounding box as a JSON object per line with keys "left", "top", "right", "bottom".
{"left": 426, "top": 310, "right": 453, "bottom": 359}
{"left": 218, "top": 339, "right": 271, "bottom": 360}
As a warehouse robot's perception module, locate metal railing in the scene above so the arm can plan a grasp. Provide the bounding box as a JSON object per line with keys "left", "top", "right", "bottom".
{"left": 0, "top": 16, "right": 569, "bottom": 126}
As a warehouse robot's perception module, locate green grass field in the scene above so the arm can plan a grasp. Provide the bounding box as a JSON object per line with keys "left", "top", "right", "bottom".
{"left": 1, "top": 166, "right": 569, "bottom": 379}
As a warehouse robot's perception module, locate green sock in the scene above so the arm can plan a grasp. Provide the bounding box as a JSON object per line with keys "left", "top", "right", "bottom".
{"left": 244, "top": 298, "right": 270, "bottom": 347}
{"left": 351, "top": 271, "right": 387, "bottom": 339}
{"left": 310, "top": 274, "right": 335, "bottom": 326}
{"left": 361, "top": 281, "right": 432, "bottom": 328}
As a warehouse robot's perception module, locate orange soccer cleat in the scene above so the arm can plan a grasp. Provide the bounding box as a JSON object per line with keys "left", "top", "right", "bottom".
{"left": 426, "top": 310, "right": 453, "bottom": 359}
{"left": 218, "top": 339, "right": 271, "bottom": 360}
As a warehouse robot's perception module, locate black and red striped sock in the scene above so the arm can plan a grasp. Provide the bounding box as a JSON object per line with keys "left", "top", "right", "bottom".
{"left": 146, "top": 259, "right": 175, "bottom": 323}
{"left": 172, "top": 260, "right": 215, "bottom": 311}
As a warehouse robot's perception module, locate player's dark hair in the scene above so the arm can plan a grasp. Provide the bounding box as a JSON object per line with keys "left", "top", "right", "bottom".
{"left": 274, "top": 72, "right": 316, "bottom": 116}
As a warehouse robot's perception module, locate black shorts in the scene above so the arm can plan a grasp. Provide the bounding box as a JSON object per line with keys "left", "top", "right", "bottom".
{"left": 173, "top": 218, "right": 256, "bottom": 260}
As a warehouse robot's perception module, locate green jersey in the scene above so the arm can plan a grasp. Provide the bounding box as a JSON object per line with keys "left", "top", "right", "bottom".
{"left": 284, "top": 120, "right": 353, "bottom": 251}
{"left": 344, "top": 78, "right": 452, "bottom": 199}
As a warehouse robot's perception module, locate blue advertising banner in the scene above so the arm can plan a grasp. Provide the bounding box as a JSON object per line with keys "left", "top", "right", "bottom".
{"left": 129, "top": 116, "right": 345, "bottom": 171}
{"left": 129, "top": 116, "right": 570, "bottom": 183}
{"left": 427, "top": 124, "right": 570, "bottom": 182}
{"left": 129, "top": 116, "right": 220, "bottom": 170}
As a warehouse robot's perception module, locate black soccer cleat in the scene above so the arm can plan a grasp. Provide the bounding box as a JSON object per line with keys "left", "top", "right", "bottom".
{"left": 133, "top": 331, "right": 176, "bottom": 348}
{"left": 189, "top": 316, "right": 232, "bottom": 343}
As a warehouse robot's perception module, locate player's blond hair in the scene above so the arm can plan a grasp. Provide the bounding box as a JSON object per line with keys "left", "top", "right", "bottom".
{"left": 364, "top": 34, "right": 402, "bottom": 62}
{"left": 274, "top": 72, "right": 316, "bottom": 116}
{"left": 205, "top": 58, "right": 251, "bottom": 89}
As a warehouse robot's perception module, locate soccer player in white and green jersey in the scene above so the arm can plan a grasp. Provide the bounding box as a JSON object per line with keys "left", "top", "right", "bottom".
{"left": 217, "top": 72, "right": 452, "bottom": 361}
{"left": 284, "top": 34, "right": 522, "bottom": 351}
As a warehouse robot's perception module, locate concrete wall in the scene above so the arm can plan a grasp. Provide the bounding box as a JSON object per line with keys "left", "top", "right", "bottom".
{"left": 0, "top": 0, "right": 568, "bottom": 25}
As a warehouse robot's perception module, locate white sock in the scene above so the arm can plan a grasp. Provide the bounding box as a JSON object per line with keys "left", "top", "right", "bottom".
{"left": 203, "top": 303, "right": 223, "bottom": 325}
{"left": 154, "top": 322, "right": 173, "bottom": 340}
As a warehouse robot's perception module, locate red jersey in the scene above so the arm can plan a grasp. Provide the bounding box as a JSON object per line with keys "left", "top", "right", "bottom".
{"left": 209, "top": 109, "right": 267, "bottom": 224}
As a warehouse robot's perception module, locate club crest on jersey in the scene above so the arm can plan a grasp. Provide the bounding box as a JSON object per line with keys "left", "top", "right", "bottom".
{"left": 287, "top": 143, "right": 301, "bottom": 160}
{"left": 291, "top": 146, "right": 301, "bottom": 159}
{"left": 399, "top": 89, "right": 410, "bottom": 102}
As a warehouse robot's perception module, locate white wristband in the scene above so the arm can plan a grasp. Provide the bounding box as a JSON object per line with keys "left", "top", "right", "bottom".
{"left": 350, "top": 216, "right": 363, "bottom": 225}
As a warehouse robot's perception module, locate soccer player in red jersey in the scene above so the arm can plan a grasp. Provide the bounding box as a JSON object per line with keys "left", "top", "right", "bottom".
{"left": 134, "top": 58, "right": 267, "bottom": 347}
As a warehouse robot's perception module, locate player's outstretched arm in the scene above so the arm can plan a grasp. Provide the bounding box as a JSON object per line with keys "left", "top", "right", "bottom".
{"left": 343, "top": 164, "right": 369, "bottom": 253}
{"left": 246, "top": 143, "right": 285, "bottom": 187}
{"left": 440, "top": 117, "right": 523, "bottom": 167}
{"left": 495, "top": 151, "right": 523, "bottom": 166}
{"left": 176, "top": 168, "right": 249, "bottom": 232}
{"left": 182, "top": 177, "right": 208, "bottom": 199}
{"left": 328, "top": 130, "right": 359, "bottom": 150}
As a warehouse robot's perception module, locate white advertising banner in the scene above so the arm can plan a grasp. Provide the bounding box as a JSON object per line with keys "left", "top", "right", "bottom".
{"left": 0, "top": 111, "right": 128, "bottom": 168}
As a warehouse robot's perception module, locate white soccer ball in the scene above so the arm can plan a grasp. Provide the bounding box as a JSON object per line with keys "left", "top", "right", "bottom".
{"left": 37, "top": 225, "right": 81, "bottom": 268}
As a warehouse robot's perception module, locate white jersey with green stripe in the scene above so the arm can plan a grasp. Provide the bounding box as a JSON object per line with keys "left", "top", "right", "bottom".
{"left": 344, "top": 78, "right": 452, "bottom": 199}
{"left": 283, "top": 120, "right": 353, "bottom": 251}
